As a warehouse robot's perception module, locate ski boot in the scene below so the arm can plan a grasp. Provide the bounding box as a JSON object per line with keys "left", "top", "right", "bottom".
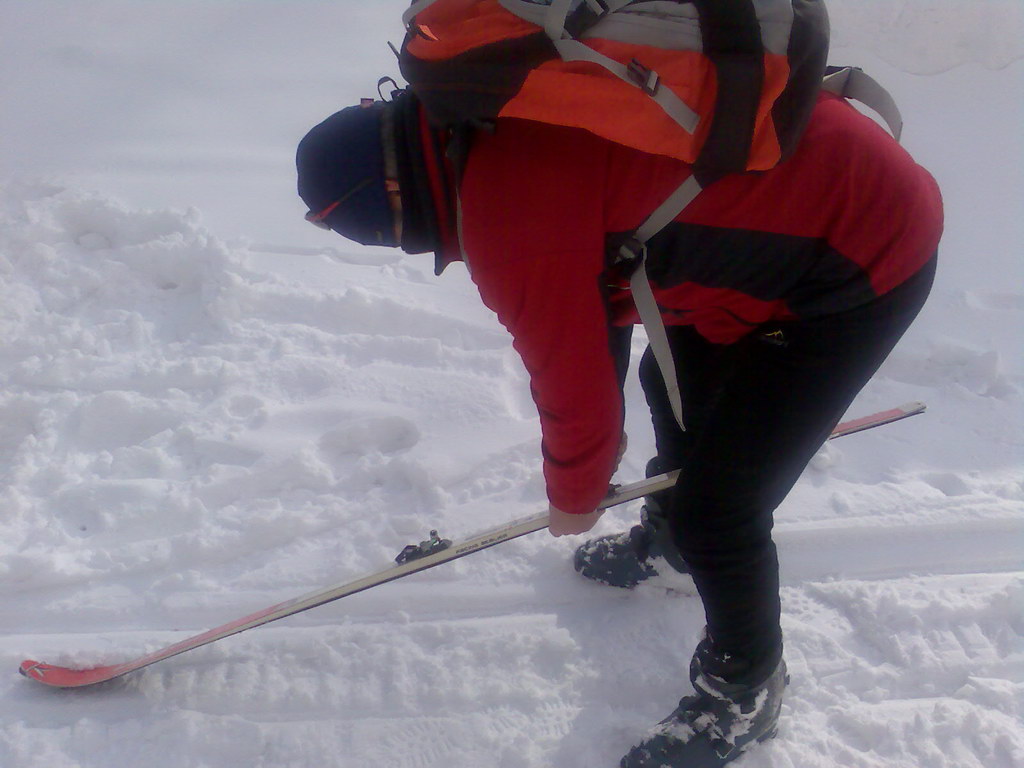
{"left": 573, "top": 458, "right": 690, "bottom": 589}
{"left": 620, "top": 634, "right": 788, "bottom": 768}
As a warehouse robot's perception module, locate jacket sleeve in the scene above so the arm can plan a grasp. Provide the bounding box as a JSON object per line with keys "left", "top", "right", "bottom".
{"left": 457, "top": 120, "right": 624, "bottom": 515}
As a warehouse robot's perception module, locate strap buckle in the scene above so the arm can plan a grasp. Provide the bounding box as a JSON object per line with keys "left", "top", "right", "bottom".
{"left": 613, "top": 235, "right": 647, "bottom": 276}
{"left": 565, "top": 0, "right": 611, "bottom": 38}
{"left": 627, "top": 59, "right": 660, "bottom": 96}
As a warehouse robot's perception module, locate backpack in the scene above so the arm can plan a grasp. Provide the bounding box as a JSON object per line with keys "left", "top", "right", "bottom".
{"left": 398, "top": 0, "right": 902, "bottom": 429}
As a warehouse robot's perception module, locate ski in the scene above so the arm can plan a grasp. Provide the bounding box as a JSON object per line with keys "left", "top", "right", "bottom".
{"left": 829, "top": 401, "right": 926, "bottom": 438}
{"left": 19, "top": 401, "right": 925, "bottom": 688}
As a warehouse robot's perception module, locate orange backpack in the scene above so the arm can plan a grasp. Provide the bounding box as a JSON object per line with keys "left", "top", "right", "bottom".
{"left": 398, "top": 0, "right": 901, "bottom": 428}
{"left": 400, "top": 0, "right": 836, "bottom": 178}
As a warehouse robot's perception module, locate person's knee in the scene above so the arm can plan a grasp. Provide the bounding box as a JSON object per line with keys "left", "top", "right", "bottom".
{"left": 666, "top": 500, "right": 776, "bottom": 567}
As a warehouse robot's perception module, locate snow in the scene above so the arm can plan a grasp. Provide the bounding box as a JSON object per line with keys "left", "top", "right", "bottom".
{"left": 1, "top": 1, "right": 1021, "bottom": 767}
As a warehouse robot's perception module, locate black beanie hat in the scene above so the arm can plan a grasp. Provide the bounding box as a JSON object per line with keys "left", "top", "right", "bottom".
{"left": 296, "top": 102, "right": 398, "bottom": 247}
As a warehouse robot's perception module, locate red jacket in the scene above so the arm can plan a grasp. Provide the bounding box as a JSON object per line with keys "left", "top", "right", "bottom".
{"left": 454, "top": 93, "right": 943, "bottom": 515}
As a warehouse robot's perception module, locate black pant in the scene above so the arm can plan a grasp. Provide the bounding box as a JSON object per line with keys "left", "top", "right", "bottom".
{"left": 635, "top": 258, "right": 936, "bottom": 681}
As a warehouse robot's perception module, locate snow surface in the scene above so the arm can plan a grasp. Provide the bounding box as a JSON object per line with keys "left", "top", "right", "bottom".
{"left": 1, "top": 2, "right": 1022, "bottom": 767}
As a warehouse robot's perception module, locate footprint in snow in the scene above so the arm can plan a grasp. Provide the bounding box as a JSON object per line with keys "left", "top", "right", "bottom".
{"left": 920, "top": 471, "right": 972, "bottom": 497}
{"left": 881, "top": 342, "right": 1018, "bottom": 398}
{"left": 318, "top": 415, "right": 421, "bottom": 459}
{"left": 965, "top": 290, "right": 1024, "bottom": 312}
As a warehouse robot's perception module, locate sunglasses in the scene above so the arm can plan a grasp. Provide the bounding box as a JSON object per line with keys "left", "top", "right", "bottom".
{"left": 304, "top": 199, "right": 341, "bottom": 229}
{"left": 304, "top": 178, "right": 403, "bottom": 236}
{"left": 304, "top": 176, "right": 375, "bottom": 230}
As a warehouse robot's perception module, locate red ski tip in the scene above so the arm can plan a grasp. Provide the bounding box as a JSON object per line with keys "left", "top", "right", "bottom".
{"left": 18, "top": 659, "right": 127, "bottom": 688}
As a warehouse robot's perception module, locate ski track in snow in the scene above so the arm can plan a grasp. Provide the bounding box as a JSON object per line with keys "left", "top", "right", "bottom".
{"left": 2, "top": 2, "right": 1023, "bottom": 767}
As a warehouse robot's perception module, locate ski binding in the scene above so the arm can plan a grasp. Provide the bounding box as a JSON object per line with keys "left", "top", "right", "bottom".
{"left": 395, "top": 530, "right": 452, "bottom": 564}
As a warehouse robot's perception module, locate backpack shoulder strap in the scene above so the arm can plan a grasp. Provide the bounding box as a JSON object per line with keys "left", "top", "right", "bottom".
{"left": 613, "top": 176, "right": 704, "bottom": 432}
{"left": 822, "top": 66, "right": 904, "bottom": 141}
{"left": 624, "top": 68, "right": 904, "bottom": 433}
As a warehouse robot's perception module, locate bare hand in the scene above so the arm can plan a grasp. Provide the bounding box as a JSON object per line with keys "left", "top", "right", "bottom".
{"left": 547, "top": 505, "right": 604, "bottom": 537}
{"left": 546, "top": 434, "right": 624, "bottom": 537}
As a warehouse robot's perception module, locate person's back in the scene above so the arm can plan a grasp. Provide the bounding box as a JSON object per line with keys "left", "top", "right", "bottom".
{"left": 459, "top": 91, "right": 943, "bottom": 516}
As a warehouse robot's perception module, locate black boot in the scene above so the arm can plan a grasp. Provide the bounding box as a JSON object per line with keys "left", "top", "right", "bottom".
{"left": 573, "top": 458, "right": 689, "bottom": 589}
{"left": 620, "top": 635, "right": 788, "bottom": 768}
{"left": 572, "top": 500, "right": 689, "bottom": 588}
